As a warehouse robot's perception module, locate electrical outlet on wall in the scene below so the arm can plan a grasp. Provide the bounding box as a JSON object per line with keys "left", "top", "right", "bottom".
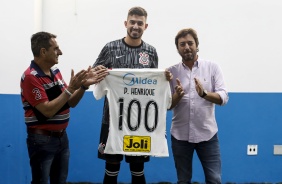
{"left": 274, "top": 145, "right": 282, "bottom": 155}
{"left": 247, "top": 145, "right": 258, "bottom": 155}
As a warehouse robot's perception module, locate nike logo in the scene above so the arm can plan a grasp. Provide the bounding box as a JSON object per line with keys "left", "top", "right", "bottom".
{"left": 116, "top": 55, "right": 125, "bottom": 59}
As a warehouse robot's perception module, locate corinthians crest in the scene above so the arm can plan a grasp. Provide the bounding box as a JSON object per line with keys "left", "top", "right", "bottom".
{"left": 138, "top": 52, "right": 149, "bottom": 65}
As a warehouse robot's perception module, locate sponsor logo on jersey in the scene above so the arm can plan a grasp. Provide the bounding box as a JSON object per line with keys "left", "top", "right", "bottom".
{"left": 123, "top": 135, "right": 151, "bottom": 152}
{"left": 123, "top": 73, "right": 157, "bottom": 86}
{"left": 139, "top": 52, "right": 149, "bottom": 65}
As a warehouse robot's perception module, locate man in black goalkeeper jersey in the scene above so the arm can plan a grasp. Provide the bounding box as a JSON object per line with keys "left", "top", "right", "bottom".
{"left": 93, "top": 6, "right": 161, "bottom": 184}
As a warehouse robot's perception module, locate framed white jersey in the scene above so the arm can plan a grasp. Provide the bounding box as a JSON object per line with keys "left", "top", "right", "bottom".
{"left": 93, "top": 69, "right": 172, "bottom": 157}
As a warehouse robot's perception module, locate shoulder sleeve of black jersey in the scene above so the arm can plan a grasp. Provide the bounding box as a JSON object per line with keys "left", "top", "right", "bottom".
{"left": 143, "top": 41, "right": 158, "bottom": 68}
{"left": 149, "top": 47, "right": 158, "bottom": 68}
{"left": 93, "top": 43, "right": 112, "bottom": 68}
{"left": 152, "top": 51, "right": 158, "bottom": 68}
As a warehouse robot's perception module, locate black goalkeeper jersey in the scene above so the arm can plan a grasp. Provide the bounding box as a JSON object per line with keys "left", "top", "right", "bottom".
{"left": 93, "top": 38, "right": 158, "bottom": 69}
{"left": 93, "top": 38, "right": 158, "bottom": 152}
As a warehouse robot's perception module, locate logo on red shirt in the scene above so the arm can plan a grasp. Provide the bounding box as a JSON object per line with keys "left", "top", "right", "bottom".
{"left": 32, "top": 88, "right": 42, "bottom": 100}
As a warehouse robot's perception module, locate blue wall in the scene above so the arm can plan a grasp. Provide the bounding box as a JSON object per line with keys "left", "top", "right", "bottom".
{"left": 1, "top": 92, "right": 282, "bottom": 183}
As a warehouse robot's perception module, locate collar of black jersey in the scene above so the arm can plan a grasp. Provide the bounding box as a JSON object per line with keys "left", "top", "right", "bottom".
{"left": 122, "top": 37, "right": 143, "bottom": 48}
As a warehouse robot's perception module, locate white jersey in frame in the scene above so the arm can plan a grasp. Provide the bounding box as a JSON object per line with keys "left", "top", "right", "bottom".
{"left": 93, "top": 69, "right": 172, "bottom": 157}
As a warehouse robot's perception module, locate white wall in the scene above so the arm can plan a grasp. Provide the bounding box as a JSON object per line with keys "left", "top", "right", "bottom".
{"left": 2, "top": 0, "right": 282, "bottom": 94}
{"left": 0, "top": 0, "right": 34, "bottom": 94}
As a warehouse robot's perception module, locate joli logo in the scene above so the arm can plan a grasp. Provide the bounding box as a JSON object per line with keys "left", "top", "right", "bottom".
{"left": 123, "top": 136, "right": 151, "bottom": 152}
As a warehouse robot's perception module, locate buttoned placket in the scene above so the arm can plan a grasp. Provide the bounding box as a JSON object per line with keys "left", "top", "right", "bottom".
{"left": 188, "top": 64, "right": 198, "bottom": 141}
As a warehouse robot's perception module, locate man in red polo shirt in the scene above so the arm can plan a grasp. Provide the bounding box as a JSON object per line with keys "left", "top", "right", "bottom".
{"left": 20, "top": 31, "right": 108, "bottom": 184}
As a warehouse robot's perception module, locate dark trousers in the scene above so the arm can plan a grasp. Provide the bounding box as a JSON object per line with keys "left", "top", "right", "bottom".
{"left": 27, "top": 132, "right": 70, "bottom": 184}
{"left": 171, "top": 134, "right": 221, "bottom": 184}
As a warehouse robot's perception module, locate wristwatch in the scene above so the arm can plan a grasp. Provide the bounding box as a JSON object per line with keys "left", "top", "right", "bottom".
{"left": 201, "top": 89, "right": 207, "bottom": 98}
{"left": 81, "top": 85, "right": 89, "bottom": 90}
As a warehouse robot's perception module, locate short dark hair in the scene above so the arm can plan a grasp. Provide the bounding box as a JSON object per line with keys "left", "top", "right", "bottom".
{"left": 128, "top": 6, "right": 147, "bottom": 19}
{"left": 175, "top": 28, "right": 199, "bottom": 49}
{"left": 31, "top": 32, "right": 57, "bottom": 57}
